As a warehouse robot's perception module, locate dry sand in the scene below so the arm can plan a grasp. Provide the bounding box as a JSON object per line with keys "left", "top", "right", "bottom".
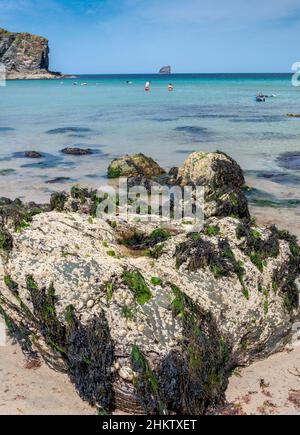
{"left": 0, "top": 338, "right": 299, "bottom": 415}
{"left": 0, "top": 340, "right": 94, "bottom": 415}
{"left": 226, "top": 347, "right": 300, "bottom": 415}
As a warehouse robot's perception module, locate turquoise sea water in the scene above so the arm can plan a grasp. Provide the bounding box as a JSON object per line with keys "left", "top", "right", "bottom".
{"left": 1, "top": 73, "right": 300, "bottom": 202}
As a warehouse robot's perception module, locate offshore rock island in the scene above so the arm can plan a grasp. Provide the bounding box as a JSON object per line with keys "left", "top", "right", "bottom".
{"left": 0, "top": 28, "right": 65, "bottom": 80}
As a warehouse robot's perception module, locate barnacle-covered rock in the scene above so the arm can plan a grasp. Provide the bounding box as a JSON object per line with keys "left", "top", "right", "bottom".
{"left": 177, "top": 151, "right": 250, "bottom": 220}
{"left": 0, "top": 209, "right": 299, "bottom": 414}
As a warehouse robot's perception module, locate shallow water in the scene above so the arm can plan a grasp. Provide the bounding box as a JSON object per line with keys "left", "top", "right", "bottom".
{"left": 1, "top": 73, "right": 300, "bottom": 203}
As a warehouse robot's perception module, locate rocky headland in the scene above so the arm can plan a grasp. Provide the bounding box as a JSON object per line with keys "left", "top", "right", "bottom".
{"left": 0, "top": 151, "right": 299, "bottom": 415}
{"left": 0, "top": 28, "right": 65, "bottom": 80}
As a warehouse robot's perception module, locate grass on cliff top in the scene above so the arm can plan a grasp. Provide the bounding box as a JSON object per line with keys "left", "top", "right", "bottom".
{"left": 0, "top": 29, "right": 12, "bottom": 37}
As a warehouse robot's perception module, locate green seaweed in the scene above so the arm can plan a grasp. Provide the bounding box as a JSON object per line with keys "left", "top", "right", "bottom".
{"left": 107, "top": 250, "right": 116, "bottom": 257}
{"left": 50, "top": 192, "right": 67, "bottom": 211}
{"left": 131, "top": 345, "right": 166, "bottom": 414}
{"left": 106, "top": 282, "right": 113, "bottom": 302}
{"left": 26, "top": 276, "right": 66, "bottom": 353}
{"left": 123, "top": 270, "right": 152, "bottom": 305}
{"left": 204, "top": 225, "right": 220, "bottom": 237}
{"left": 157, "top": 284, "right": 232, "bottom": 415}
{"left": 236, "top": 222, "right": 280, "bottom": 271}
{"left": 145, "top": 243, "right": 165, "bottom": 259}
{"left": 0, "top": 228, "right": 13, "bottom": 251}
{"left": 71, "top": 186, "right": 88, "bottom": 205}
{"left": 151, "top": 277, "right": 163, "bottom": 286}
{"left": 0, "top": 300, "right": 34, "bottom": 355}
{"left": 148, "top": 228, "right": 171, "bottom": 244}
{"left": 4, "top": 275, "right": 19, "bottom": 294}
{"left": 121, "top": 305, "right": 134, "bottom": 319}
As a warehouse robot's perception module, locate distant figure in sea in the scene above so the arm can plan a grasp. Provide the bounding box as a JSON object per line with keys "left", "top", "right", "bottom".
{"left": 168, "top": 83, "right": 174, "bottom": 92}
{"left": 145, "top": 81, "right": 150, "bottom": 92}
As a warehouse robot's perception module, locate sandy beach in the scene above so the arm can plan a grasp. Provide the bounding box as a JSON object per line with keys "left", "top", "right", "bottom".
{"left": 1, "top": 339, "right": 299, "bottom": 415}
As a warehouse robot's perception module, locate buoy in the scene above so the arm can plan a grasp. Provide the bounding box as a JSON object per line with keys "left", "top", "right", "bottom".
{"left": 145, "top": 81, "right": 150, "bottom": 92}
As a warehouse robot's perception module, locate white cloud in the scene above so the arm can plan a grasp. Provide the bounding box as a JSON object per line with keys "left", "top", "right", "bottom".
{"left": 92, "top": 0, "right": 300, "bottom": 28}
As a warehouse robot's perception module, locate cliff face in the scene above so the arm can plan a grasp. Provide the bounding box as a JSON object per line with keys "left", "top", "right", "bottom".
{"left": 0, "top": 28, "right": 62, "bottom": 79}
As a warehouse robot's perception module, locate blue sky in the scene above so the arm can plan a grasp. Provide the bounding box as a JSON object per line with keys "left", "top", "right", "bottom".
{"left": 1, "top": 0, "right": 300, "bottom": 73}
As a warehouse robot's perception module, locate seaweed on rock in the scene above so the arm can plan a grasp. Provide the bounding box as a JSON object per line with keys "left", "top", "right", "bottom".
{"left": 0, "top": 198, "right": 44, "bottom": 233}
{"left": 0, "top": 299, "right": 34, "bottom": 355}
{"left": 160, "top": 285, "right": 231, "bottom": 415}
{"left": 0, "top": 226, "right": 13, "bottom": 251}
{"left": 65, "top": 309, "right": 115, "bottom": 411}
{"left": 273, "top": 230, "right": 300, "bottom": 312}
{"left": 119, "top": 228, "right": 171, "bottom": 251}
{"left": 24, "top": 277, "right": 115, "bottom": 411}
{"left": 236, "top": 222, "right": 280, "bottom": 272}
{"left": 132, "top": 285, "right": 232, "bottom": 415}
{"left": 131, "top": 345, "right": 167, "bottom": 414}
{"left": 235, "top": 222, "right": 300, "bottom": 312}
{"left": 50, "top": 192, "right": 68, "bottom": 211}
{"left": 26, "top": 276, "right": 66, "bottom": 353}
{"left": 175, "top": 236, "right": 239, "bottom": 279}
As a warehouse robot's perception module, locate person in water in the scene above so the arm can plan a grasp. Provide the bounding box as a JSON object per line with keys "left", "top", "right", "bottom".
{"left": 168, "top": 83, "right": 174, "bottom": 91}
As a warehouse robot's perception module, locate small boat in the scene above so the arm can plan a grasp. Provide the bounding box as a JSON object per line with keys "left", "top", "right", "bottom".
{"left": 256, "top": 93, "right": 266, "bottom": 102}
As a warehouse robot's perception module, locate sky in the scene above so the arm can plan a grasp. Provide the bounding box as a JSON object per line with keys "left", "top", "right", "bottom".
{"left": 1, "top": 0, "right": 300, "bottom": 74}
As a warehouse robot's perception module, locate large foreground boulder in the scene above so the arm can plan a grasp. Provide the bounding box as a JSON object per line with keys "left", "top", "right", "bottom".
{"left": 0, "top": 205, "right": 299, "bottom": 414}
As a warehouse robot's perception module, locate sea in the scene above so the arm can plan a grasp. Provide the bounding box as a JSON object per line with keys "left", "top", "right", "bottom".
{"left": 1, "top": 73, "right": 300, "bottom": 206}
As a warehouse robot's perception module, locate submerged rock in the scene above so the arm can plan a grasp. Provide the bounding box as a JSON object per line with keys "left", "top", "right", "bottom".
{"left": 61, "top": 147, "right": 94, "bottom": 156}
{"left": 107, "top": 153, "right": 166, "bottom": 179}
{"left": 276, "top": 152, "right": 300, "bottom": 171}
{"left": 46, "top": 127, "right": 92, "bottom": 135}
{"left": 0, "top": 169, "right": 15, "bottom": 176}
{"left": 46, "top": 177, "right": 72, "bottom": 184}
{"left": 24, "top": 151, "right": 43, "bottom": 159}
